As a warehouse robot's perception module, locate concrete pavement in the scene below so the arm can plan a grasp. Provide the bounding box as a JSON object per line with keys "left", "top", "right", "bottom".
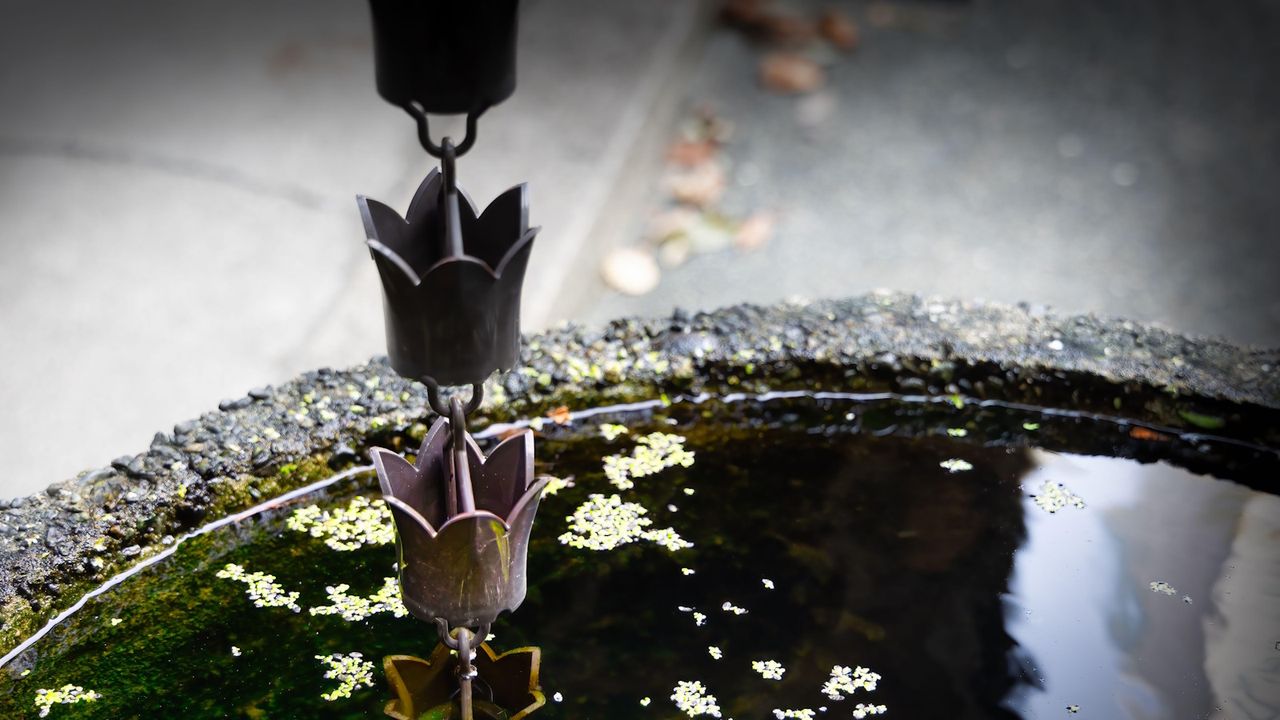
{"left": 571, "top": 0, "right": 1280, "bottom": 348}
{"left": 0, "top": 0, "right": 710, "bottom": 498}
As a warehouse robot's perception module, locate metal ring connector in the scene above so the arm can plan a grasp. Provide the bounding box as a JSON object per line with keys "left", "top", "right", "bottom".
{"left": 435, "top": 618, "right": 492, "bottom": 649}
{"left": 406, "top": 104, "right": 482, "bottom": 158}
{"left": 424, "top": 378, "right": 485, "bottom": 417}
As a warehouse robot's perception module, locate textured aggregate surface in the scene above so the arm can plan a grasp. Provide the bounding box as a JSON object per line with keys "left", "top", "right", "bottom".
{"left": 1, "top": 292, "right": 1277, "bottom": 655}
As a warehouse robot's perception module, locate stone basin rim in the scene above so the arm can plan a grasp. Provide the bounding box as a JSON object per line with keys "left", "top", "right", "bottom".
{"left": 1, "top": 291, "right": 1277, "bottom": 658}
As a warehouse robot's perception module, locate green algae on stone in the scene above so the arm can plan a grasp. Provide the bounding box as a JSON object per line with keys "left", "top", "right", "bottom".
{"left": 1177, "top": 409, "right": 1227, "bottom": 430}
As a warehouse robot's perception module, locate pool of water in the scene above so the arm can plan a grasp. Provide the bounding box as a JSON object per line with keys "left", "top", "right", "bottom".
{"left": 2, "top": 395, "right": 1277, "bottom": 719}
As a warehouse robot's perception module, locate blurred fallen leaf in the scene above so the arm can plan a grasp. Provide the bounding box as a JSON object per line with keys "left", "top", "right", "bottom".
{"left": 1129, "top": 426, "right": 1172, "bottom": 442}
{"left": 794, "top": 91, "right": 837, "bottom": 127}
{"left": 647, "top": 207, "right": 701, "bottom": 242}
{"left": 601, "top": 247, "right": 661, "bottom": 296}
{"left": 657, "top": 236, "right": 692, "bottom": 267}
{"left": 866, "top": 2, "right": 897, "bottom": 28}
{"left": 547, "top": 406, "right": 572, "bottom": 425}
{"left": 696, "top": 106, "right": 735, "bottom": 144}
{"left": 667, "top": 139, "right": 718, "bottom": 167}
{"left": 666, "top": 162, "right": 727, "bottom": 207}
{"left": 497, "top": 425, "right": 538, "bottom": 441}
{"left": 759, "top": 52, "right": 824, "bottom": 94}
{"left": 685, "top": 213, "right": 735, "bottom": 254}
{"left": 864, "top": 1, "right": 956, "bottom": 32}
{"left": 735, "top": 210, "right": 777, "bottom": 251}
{"left": 721, "top": 0, "right": 815, "bottom": 46}
{"left": 819, "top": 9, "right": 860, "bottom": 51}
{"left": 720, "top": 0, "right": 769, "bottom": 29}
{"left": 758, "top": 12, "right": 816, "bottom": 45}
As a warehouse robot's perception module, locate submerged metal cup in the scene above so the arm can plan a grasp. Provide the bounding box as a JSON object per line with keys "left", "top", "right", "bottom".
{"left": 383, "top": 643, "right": 545, "bottom": 720}
{"left": 359, "top": 167, "right": 537, "bottom": 387}
{"left": 372, "top": 418, "right": 549, "bottom": 628}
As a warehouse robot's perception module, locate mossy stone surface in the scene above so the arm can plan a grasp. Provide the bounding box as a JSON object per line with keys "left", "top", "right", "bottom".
{"left": 2, "top": 293, "right": 1277, "bottom": 656}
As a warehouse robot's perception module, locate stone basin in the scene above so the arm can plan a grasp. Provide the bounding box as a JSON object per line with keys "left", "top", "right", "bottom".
{"left": 0, "top": 292, "right": 1276, "bottom": 715}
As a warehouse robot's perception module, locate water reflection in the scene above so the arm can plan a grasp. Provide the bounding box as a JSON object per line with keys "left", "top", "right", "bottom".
{"left": 1005, "top": 452, "right": 1280, "bottom": 719}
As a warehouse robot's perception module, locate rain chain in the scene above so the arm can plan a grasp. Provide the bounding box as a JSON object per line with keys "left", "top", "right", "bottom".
{"left": 359, "top": 2, "right": 546, "bottom": 718}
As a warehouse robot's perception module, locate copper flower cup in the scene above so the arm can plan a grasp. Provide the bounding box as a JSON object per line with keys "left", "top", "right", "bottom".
{"left": 372, "top": 418, "right": 548, "bottom": 628}
{"left": 359, "top": 169, "right": 538, "bottom": 387}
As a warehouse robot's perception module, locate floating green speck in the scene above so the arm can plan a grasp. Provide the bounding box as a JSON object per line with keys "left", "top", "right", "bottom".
{"left": 1177, "top": 409, "right": 1225, "bottom": 430}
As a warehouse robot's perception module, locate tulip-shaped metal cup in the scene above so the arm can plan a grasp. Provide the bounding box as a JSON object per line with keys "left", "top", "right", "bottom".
{"left": 359, "top": 155, "right": 537, "bottom": 388}
{"left": 372, "top": 415, "right": 548, "bottom": 629}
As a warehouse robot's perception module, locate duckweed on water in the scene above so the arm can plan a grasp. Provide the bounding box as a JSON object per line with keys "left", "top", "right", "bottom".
{"left": 752, "top": 659, "right": 786, "bottom": 680}
{"left": 541, "top": 474, "right": 572, "bottom": 496}
{"left": 598, "top": 423, "right": 629, "bottom": 441}
{"left": 315, "top": 652, "right": 375, "bottom": 702}
{"left": 822, "top": 665, "right": 882, "bottom": 701}
{"left": 34, "top": 684, "right": 101, "bottom": 717}
{"left": 285, "top": 496, "right": 394, "bottom": 551}
{"left": 852, "top": 702, "right": 888, "bottom": 718}
{"left": 603, "top": 432, "right": 695, "bottom": 490}
{"left": 1031, "top": 481, "right": 1087, "bottom": 514}
{"left": 557, "top": 493, "right": 692, "bottom": 551}
{"left": 215, "top": 563, "right": 301, "bottom": 612}
{"left": 308, "top": 578, "right": 407, "bottom": 621}
{"left": 670, "top": 680, "right": 721, "bottom": 717}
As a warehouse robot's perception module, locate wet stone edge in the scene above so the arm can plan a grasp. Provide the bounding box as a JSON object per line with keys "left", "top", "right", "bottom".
{"left": 1, "top": 291, "right": 1277, "bottom": 657}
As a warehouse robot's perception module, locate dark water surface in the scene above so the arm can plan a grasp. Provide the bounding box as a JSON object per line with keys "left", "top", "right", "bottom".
{"left": 2, "top": 396, "right": 1276, "bottom": 719}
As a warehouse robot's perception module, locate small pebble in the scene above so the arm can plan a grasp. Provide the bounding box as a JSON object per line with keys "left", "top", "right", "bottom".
{"left": 601, "top": 247, "right": 661, "bottom": 296}
{"left": 760, "top": 52, "right": 825, "bottom": 94}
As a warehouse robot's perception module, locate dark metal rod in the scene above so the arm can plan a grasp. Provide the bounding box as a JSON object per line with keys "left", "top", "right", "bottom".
{"left": 441, "top": 139, "right": 465, "bottom": 258}
{"left": 450, "top": 397, "right": 477, "bottom": 513}
{"left": 456, "top": 627, "right": 476, "bottom": 720}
